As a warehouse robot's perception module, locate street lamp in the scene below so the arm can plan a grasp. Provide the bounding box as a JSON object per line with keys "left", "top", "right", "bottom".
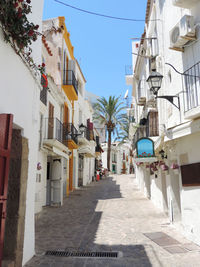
{"left": 146, "top": 70, "right": 180, "bottom": 110}
{"left": 68, "top": 123, "right": 86, "bottom": 138}
{"left": 79, "top": 123, "right": 86, "bottom": 134}
{"left": 146, "top": 70, "right": 163, "bottom": 96}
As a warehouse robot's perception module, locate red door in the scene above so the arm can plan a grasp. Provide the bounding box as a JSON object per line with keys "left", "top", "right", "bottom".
{"left": 0, "top": 114, "right": 13, "bottom": 266}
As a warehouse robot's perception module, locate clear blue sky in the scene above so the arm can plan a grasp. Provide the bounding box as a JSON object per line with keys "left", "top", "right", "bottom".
{"left": 43, "top": 0, "right": 147, "bottom": 99}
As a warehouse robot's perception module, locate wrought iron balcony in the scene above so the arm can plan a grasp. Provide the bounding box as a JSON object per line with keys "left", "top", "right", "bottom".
{"left": 80, "top": 127, "right": 90, "bottom": 141}
{"left": 44, "top": 118, "right": 66, "bottom": 144}
{"left": 63, "top": 123, "right": 78, "bottom": 144}
{"left": 63, "top": 70, "right": 78, "bottom": 96}
{"left": 183, "top": 61, "right": 200, "bottom": 112}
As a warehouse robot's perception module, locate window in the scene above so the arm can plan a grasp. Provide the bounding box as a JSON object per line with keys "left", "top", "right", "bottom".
{"left": 183, "top": 62, "right": 200, "bottom": 111}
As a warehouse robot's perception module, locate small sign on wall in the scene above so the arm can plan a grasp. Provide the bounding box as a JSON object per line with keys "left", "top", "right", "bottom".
{"left": 181, "top": 162, "right": 200, "bottom": 186}
{"left": 136, "top": 138, "right": 155, "bottom": 158}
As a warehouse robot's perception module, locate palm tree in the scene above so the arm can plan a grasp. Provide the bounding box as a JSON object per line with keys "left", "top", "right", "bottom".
{"left": 114, "top": 114, "right": 129, "bottom": 144}
{"left": 93, "top": 96, "right": 125, "bottom": 171}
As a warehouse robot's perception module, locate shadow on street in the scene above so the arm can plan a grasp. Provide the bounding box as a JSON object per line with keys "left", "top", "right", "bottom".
{"left": 25, "top": 176, "right": 153, "bottom": 266}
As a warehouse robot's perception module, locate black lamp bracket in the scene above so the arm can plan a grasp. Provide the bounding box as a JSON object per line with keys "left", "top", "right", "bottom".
{"left": 156, "top": 95, "right": 180, "bottom": 110}
{"left": 165, "top": 63, "right": 199, "bottom": 78}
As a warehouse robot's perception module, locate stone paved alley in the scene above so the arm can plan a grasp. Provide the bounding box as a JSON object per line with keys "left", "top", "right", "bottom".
{"left": 25, "top": 175, "right": 200, "bottom": 267}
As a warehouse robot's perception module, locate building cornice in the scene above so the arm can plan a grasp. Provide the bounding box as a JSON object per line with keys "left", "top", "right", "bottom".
{"left": 58, "top": 16, "right": 74, "bottom": 60}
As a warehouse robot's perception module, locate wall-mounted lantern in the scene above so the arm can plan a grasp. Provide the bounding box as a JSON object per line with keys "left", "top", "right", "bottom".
{"left": 159, "top": 149, "right": 167, "bottom": 159}
{"left": 147, "top": 69, "right": 180, "bottom": 109}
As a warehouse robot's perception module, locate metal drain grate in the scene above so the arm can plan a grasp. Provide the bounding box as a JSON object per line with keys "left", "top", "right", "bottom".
{"left": 45, "top": 250, "right": 119, "bottom": 258}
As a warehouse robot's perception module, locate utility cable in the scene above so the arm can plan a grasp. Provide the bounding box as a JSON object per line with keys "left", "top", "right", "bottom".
{"left": 54, "top": 0, "right": 152, "bottom": 22}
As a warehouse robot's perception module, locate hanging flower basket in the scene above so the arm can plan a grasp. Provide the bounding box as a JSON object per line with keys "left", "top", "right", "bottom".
{"left": 37, "top": 162, "right": 42, "bottom": 170}
{"left": 161, "top": 164, "right": 168, "bottom": 171}
{"left": 170, "top": 163, "right": 179, "bottom": 170}
{"left": 136, "top": 162, "right": 143, "bottom": 166}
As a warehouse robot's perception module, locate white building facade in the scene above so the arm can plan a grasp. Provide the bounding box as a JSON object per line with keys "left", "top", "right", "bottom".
{"left": 35, "top": 17, "right": 98, "bottom": 215}
{"left": 127, "top": 0, "right": 200, "bottom": 246}
{"left": 102, "top": 142, "right": 131, "bottom": 174}
{"left": 0, "top": 1, "right": 44, "bottom": 266}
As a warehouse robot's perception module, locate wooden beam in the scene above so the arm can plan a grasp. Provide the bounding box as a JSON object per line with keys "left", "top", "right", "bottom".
{"left": 169, "top": 47, "right": 184, "bottom": 52}
{"left": 181, "top": 35, "right": 197, "bottom": 41}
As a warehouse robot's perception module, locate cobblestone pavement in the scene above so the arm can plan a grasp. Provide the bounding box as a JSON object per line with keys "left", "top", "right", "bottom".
{"left": 25, "top": 175, "right": 200, "bottom": 267}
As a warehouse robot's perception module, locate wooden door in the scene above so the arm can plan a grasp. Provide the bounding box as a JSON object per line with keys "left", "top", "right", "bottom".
{"left": 64, "top": 104, "right": 69, "bottom": 124}
{"left": 48, "top": 103, "right": 54, "bottom": 139}
{"left": 0, "top": 114, "right": 13, "bottom": 265}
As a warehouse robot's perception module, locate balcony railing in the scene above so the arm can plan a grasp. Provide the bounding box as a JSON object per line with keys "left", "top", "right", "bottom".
{"left": 80, "top": 127, "right": 90, "bottom": 141}
{"left": 63, "top": 123, "right": 78, "bottom": 144}
{"left": 63, "top": 70, "right": 78, "bottom": 96}
{"left": 44, "top": 118, "right": 66, "bottom": 144}
{"left": 183, "top": 61, "right": 200, "bottom": 112}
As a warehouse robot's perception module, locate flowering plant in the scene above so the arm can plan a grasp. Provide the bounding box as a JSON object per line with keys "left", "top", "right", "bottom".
{"left": 161, "top": 164, "right": 168, "bottom": 171}
{"left": 136, "top": 162, "right": 143, "bottom": 166}
{"left": 137, "top": 152, "right": 153, "bottom": 158}
{"left": 0, "top": 1, "right": 62, "bottom": 74}
{"left": 170, "top": 163, "right": 179, "bottom": 170}
{"left": 0, "top": 0, "right": 44, "bottom": 72}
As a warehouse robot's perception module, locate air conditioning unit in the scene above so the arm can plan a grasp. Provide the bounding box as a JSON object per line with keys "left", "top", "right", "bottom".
{"left": 172, "top": 0, "right": 199, "bottom": 9}
{"left": 169, "top": 15, "right": 196, "bottom": 49}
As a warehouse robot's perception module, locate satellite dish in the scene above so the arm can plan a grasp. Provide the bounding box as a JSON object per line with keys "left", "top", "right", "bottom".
{"left": 124, "top": 89, "right": 129, "bottom": 99}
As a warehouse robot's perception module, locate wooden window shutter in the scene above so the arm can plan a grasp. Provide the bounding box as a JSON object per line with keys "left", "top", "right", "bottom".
{"left": 149, "top": 111, "right": 158, "bottom": 136}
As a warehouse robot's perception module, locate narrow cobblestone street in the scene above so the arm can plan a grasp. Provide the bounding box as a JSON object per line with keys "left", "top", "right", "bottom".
{"left": 25, "top": 175, "right": 200, "bottom": 267}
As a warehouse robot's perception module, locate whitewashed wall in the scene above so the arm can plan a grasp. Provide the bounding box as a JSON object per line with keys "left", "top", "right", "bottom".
{"left": 176, "top": 132, "right": 200, "bottom": 244}
{"left": 35, "top": 151, "right": 47, "bottom": 214}
{"left": 0, "top": 1, "right": 44, "bottom": 264}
